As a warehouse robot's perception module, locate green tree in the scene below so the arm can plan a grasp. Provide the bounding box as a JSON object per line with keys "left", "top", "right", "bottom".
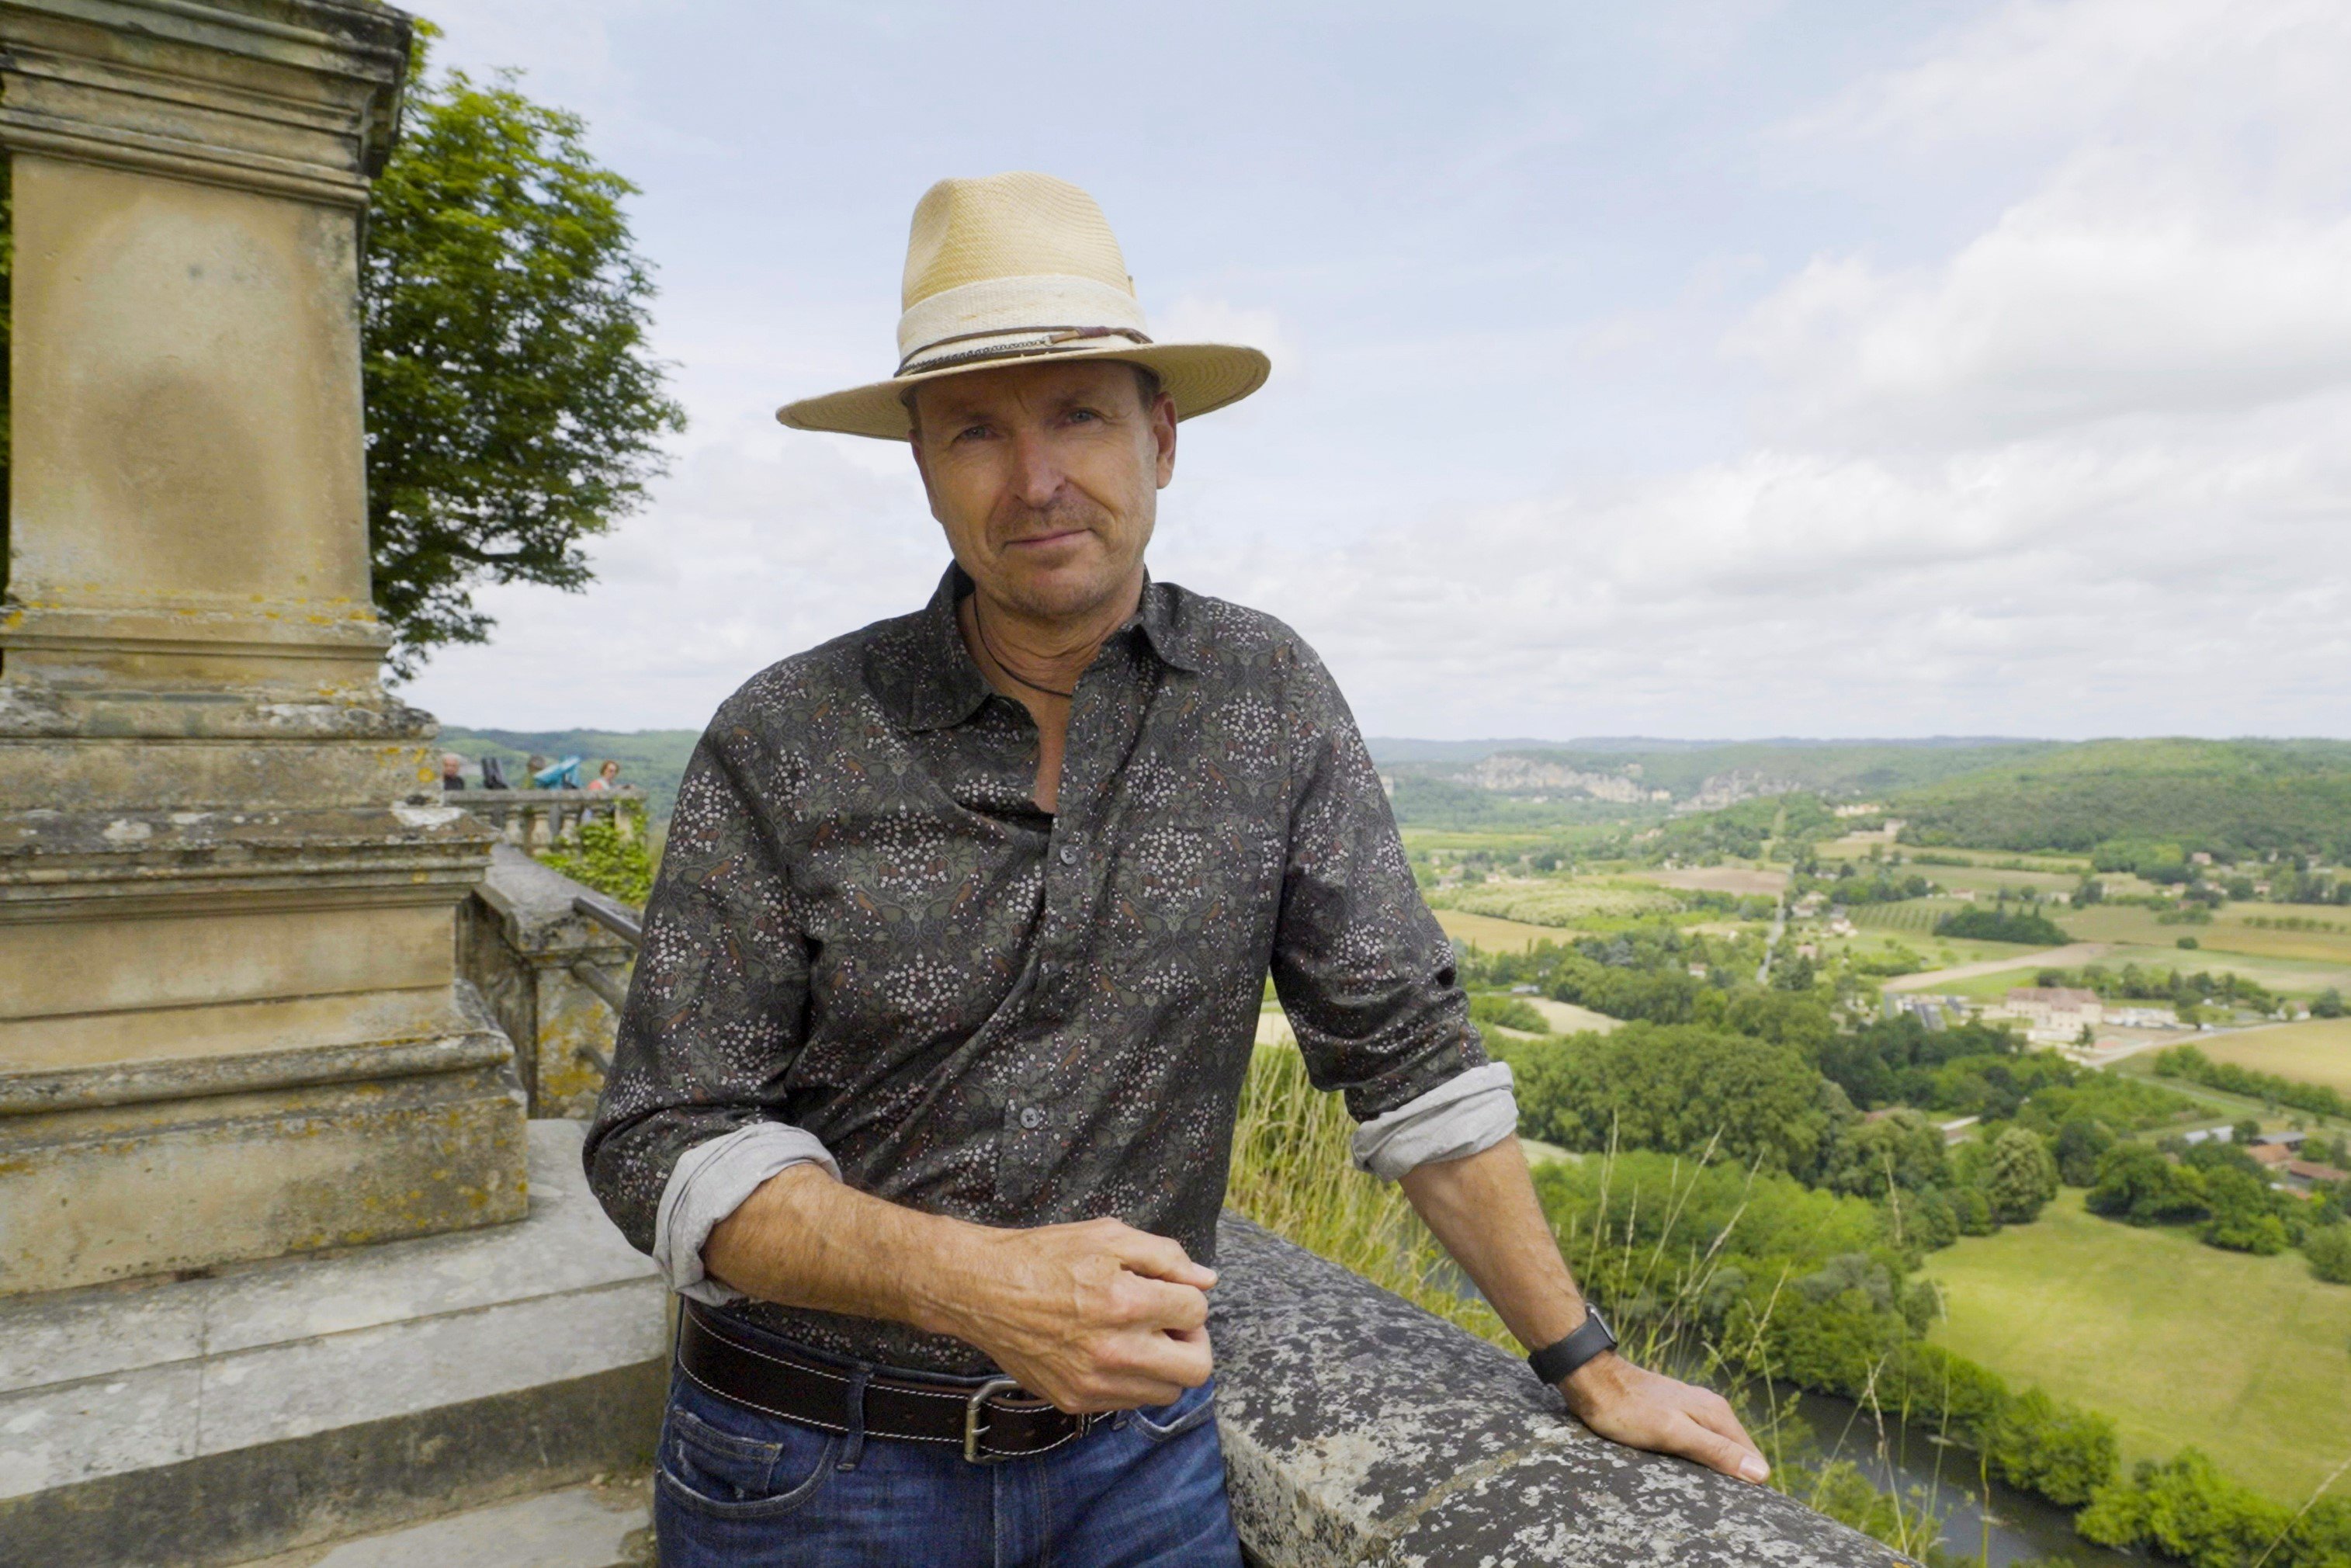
{"left": 2306, "top": 1224, "right": 2351, "bottom": 1285}
{"left": 2086, "top": 1143, "right": 2208, "bottom": 1225}
{"left": 2199, "top": 1166, "right": 2289, "bottom": 1254}
{"left": 1954, "top": 1184, "right": 1996, "bottom": 1235}
{"left": 362, "top": 26, "right": 685, "bottom": 675}
{"left": 1983, "top": 1126, "right": 2058, "bottom": 1224}
{"left": 2051, "top": 1115, "right": 2116, "bottom": 1186}
{"left": 1506, "top": 1022, "right": 1841, "bottom": 1180}
{"left": 2314, "top": 987, "right": 2346, "bottom": 1019}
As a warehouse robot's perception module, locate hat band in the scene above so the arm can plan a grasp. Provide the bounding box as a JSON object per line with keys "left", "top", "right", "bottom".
{"left": 897, "top": 272, "right": 1146, "bottom": 356}
{"left": 896, "top": 324, "right": 1154, "bottom": 377}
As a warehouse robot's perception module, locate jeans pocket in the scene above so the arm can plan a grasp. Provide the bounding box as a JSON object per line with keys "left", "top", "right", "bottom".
{"left": 1129, "top": 1380, "right": 1218, "bottom": 1445}
{"left": 657, "top": 1403, "right": 841, "bottom": 1521}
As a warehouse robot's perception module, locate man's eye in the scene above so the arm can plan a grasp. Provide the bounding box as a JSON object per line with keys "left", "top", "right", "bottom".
{"left": 953, "top": 423, "right": 991, "bottom": 442}
{"left": 1067, "top": 408, "right": 1100, "bottom": 424}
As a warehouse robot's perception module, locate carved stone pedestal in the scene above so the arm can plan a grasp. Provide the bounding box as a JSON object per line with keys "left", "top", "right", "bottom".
{"left": 0, "top": 0, "right": 526, "bottom": 1296}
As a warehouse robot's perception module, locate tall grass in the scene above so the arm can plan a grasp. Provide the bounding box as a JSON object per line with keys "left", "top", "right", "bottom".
{"left": 1225, "top": 1042, "right": 1508, "bottom": 1344}
{"left": 1225, "top": 1043, "right": 1959, "bottom": 1565}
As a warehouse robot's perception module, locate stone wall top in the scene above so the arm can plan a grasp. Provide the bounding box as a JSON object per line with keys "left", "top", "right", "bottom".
{"left": 1209, "top": 1215, "right": 1902, "bottom": 1568}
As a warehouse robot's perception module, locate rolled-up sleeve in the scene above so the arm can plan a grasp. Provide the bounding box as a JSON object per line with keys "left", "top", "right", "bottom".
{"left": 1268, "top": 644, "right": 1500, "bottom": 1157}
{"left": 583, "top": 700, "right": 819, "bottom": 1257}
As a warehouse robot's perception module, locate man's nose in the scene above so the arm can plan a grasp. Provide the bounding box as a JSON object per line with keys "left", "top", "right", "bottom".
{"left": 1007, "top": 428, "right": 1064, "bottom": 507}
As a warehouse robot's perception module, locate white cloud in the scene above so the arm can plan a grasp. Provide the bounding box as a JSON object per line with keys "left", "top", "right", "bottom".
{"left": 1731, "top": 201, "right": 2351, "bottom": 446}
{"left": 407, "top": 0, "right": 2351, "bottom": 743}
{"left": 401, "top": 416, "right": 941, "bottom": 730}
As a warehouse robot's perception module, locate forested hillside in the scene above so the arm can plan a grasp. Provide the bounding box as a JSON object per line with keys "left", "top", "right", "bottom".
{"left": 1893, "top": 740, "right": 2351, "bottom": 862}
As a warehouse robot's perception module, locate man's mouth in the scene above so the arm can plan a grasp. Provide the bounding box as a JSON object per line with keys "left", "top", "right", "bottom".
{"left": 1006, "top": 528, "right": 1087, "bottom": 550}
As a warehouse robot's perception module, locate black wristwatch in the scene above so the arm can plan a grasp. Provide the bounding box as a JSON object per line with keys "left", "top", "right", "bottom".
{"left": 1528, "top": 1305, "right": 1617, "bottom": 1386}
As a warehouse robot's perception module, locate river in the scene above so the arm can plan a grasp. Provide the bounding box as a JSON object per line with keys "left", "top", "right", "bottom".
{"left": 1793, "top": 1392, "right": 2137, "bottom": 1568}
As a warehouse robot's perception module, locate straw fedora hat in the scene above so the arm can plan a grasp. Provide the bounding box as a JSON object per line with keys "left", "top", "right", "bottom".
{"left": 776, "top": 172, "right": 1271, "bottom": 440}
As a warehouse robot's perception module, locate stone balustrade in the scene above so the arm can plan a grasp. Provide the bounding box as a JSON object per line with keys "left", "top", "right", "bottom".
{"left": 443, "top": 786, "right": 647, "bottom": 850}
{"left": 456, "top": 845, "right": 636, "bottom": 1119}
{"left": 1209, "top": 1215, "right": 1900, "bottom": 1568}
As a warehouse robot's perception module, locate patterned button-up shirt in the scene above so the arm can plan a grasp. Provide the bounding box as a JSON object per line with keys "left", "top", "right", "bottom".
{"left": 584, "top": 566, "right": 1489, "bottom": 1372}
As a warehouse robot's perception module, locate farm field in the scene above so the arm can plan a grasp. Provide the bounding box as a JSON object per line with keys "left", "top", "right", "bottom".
{"left": 1433, "top": 908, "right": 1579, "bottom": 954}
{"left": 1635, "top": 865, "right": 1788, "bottom": 897}
{"left": 2096, "top": 943, "right": 2351, "bottom": 999}
{"left": 1849, "top": 897, "right": 1967, "bottom": 933}
{"left": 1926, "top": 1190, "right": 2351, "bottom": 1505}
{"left": 1813, "top": 839, "right": 2089, "bottom": 872}
{"left": 2065, "top": 904, "right": 2351, "bottom": 966}
{"left": 1429, "top": 876, "right": 1685, "bottom": 929}
{"left": 2198, "top": 1018, "right": 2351, "bottom": 1097}
{"left": 1911, "top": 862, "right": 2085, "bottom": 897}
{"left": 1881, "top": 942, "right": 2112, "bottom": 994}
{"left": 1523, "top": 997, "right": 1621, "bottom": 1035}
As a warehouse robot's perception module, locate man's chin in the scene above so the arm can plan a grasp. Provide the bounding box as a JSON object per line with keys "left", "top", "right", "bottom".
{"left": 990, "top": 559, "right": 1136, "bottom": 623}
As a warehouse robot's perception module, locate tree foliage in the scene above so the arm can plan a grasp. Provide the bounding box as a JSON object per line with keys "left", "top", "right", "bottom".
{"left": 1933, "top": 905, "right": 2074, "bottom": 945}
{"left": 362, "top": 26, "right": 684, "bottom": 675}
{"left": 1983, "top": 1126, "right": 2060, "bottom": 1224}
{"left": 1505, "top": 1023, "right": 1841, "bottom": 1181}
{"left": 2305, "top": 1224, "right": 2351, "bottom": 1285}
{"left": 2079, "top": 1448, "right": 2351, "bottom": 1568}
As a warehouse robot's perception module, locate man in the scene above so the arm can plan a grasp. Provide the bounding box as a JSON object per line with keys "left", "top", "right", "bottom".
{"left": 586, "top": 172, "right": 1766, "bottom": 1566}
{"left": 438, "top": 752, "right": 465, "bottom": 791}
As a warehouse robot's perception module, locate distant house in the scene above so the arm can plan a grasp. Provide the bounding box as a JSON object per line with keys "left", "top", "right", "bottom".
{"left": 2191, "top": 852, "right": 2214, "bottom": 866}
{"left": 1993, "top": 987, "right": 2103, "bottom": 1044}
{"left": 2249, "top": 1130, "right": 2308, "bottom": 1150}
{"left": 1934, "top": 1115, "right": 1981, "bottom": 1147}
{"left": 2284, "top": 1159, "right": 2349, "bottom": 1192}
{"left": 2251, "top": 1143, "right": 2296, "bottom": 1170}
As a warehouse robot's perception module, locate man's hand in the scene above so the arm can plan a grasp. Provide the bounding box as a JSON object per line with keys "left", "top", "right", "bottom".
{"left": 941, "top": 1217, "right": 1217, "bottom": 1413}
{"left": 1398, "top": 1140, "right": 1769, "bottom": 1483}
{"left": 1559, "top": 1352, "right": 1770, "bottom": 1484}
{"left": 704, "top": 1167, "right": 1214, "bottom": 1415}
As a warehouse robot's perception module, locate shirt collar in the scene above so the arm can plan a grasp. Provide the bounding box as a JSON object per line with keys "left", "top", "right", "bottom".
{"left": 886, "top": 564, "right": 1202, "bottom": 734}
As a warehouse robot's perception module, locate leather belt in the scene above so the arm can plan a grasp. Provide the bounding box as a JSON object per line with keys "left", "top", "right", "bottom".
{"left": 675, "top": 1301, "right": 1098, "bottom": 1463}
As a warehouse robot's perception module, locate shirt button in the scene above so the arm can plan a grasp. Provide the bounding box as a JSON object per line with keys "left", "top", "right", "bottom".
{"left": 1020, "top": 1106, "right": 1046, "bottom": 1130}
{"left": 1058, "top": 844, "right": 1080, "bottom": 866}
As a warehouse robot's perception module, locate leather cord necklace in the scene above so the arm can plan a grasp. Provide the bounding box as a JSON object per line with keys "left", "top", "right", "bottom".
{"left": 971, "top": 596, "right": 1078, "bottom": 701}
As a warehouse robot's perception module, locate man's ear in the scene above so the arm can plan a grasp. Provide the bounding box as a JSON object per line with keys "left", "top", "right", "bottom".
{"left": 1152, "top": 391, "right": 1178, "bottom": 490}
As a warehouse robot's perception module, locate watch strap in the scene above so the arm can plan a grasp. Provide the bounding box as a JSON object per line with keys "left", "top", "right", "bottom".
{"left": 1527, "top": 1306, "right": 1616, "bottom": 1386}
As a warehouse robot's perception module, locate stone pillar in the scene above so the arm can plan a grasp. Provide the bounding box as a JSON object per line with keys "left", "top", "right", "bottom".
{"left": 0, "top": 0, "right": 527, "bottom": 1296}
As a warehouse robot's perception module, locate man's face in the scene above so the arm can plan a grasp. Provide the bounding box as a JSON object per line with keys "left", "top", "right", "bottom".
{"left": 908, "top": 360, "right": 1177, "bottom": 622}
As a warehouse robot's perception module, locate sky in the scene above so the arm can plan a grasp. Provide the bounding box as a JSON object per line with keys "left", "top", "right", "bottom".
{"left": 405, "top": 0, "right": 2351, "bottom": 741}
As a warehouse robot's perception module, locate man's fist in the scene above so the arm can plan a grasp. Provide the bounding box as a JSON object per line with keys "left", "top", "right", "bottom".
{"left": 944, "top": 1216, "right": 1217, "bottom": 1413}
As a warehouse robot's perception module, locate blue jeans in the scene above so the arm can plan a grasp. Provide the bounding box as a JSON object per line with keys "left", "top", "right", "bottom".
{"left": 653, "top": 1337, "right": 1244, "bottom": 1566}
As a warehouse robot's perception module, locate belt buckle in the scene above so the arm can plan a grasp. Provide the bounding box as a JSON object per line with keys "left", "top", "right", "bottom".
{"left": 962, "top": 1376, "right": 1027, "bottom": 1463}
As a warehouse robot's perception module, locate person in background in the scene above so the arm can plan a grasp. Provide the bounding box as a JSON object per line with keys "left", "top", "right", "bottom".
{"left": 525, "top": 755, "right": 550, "bottom": 789}
{"left": 438, "top": 753, "right": 465, "bottom": 792}
{"left": 587, "top": 760, "right": 622, "bottom": 793}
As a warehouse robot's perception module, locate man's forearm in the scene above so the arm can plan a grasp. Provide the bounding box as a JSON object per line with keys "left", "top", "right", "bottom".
{"left": 1396, "top": 1137, "right": 1586, "bottom": 1354}
{"left": 703, "top": 1161, "right": 984, "bottom": 1337}
{"left": 700, "top": 1163, "right": 1221, "bottom": 1413}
